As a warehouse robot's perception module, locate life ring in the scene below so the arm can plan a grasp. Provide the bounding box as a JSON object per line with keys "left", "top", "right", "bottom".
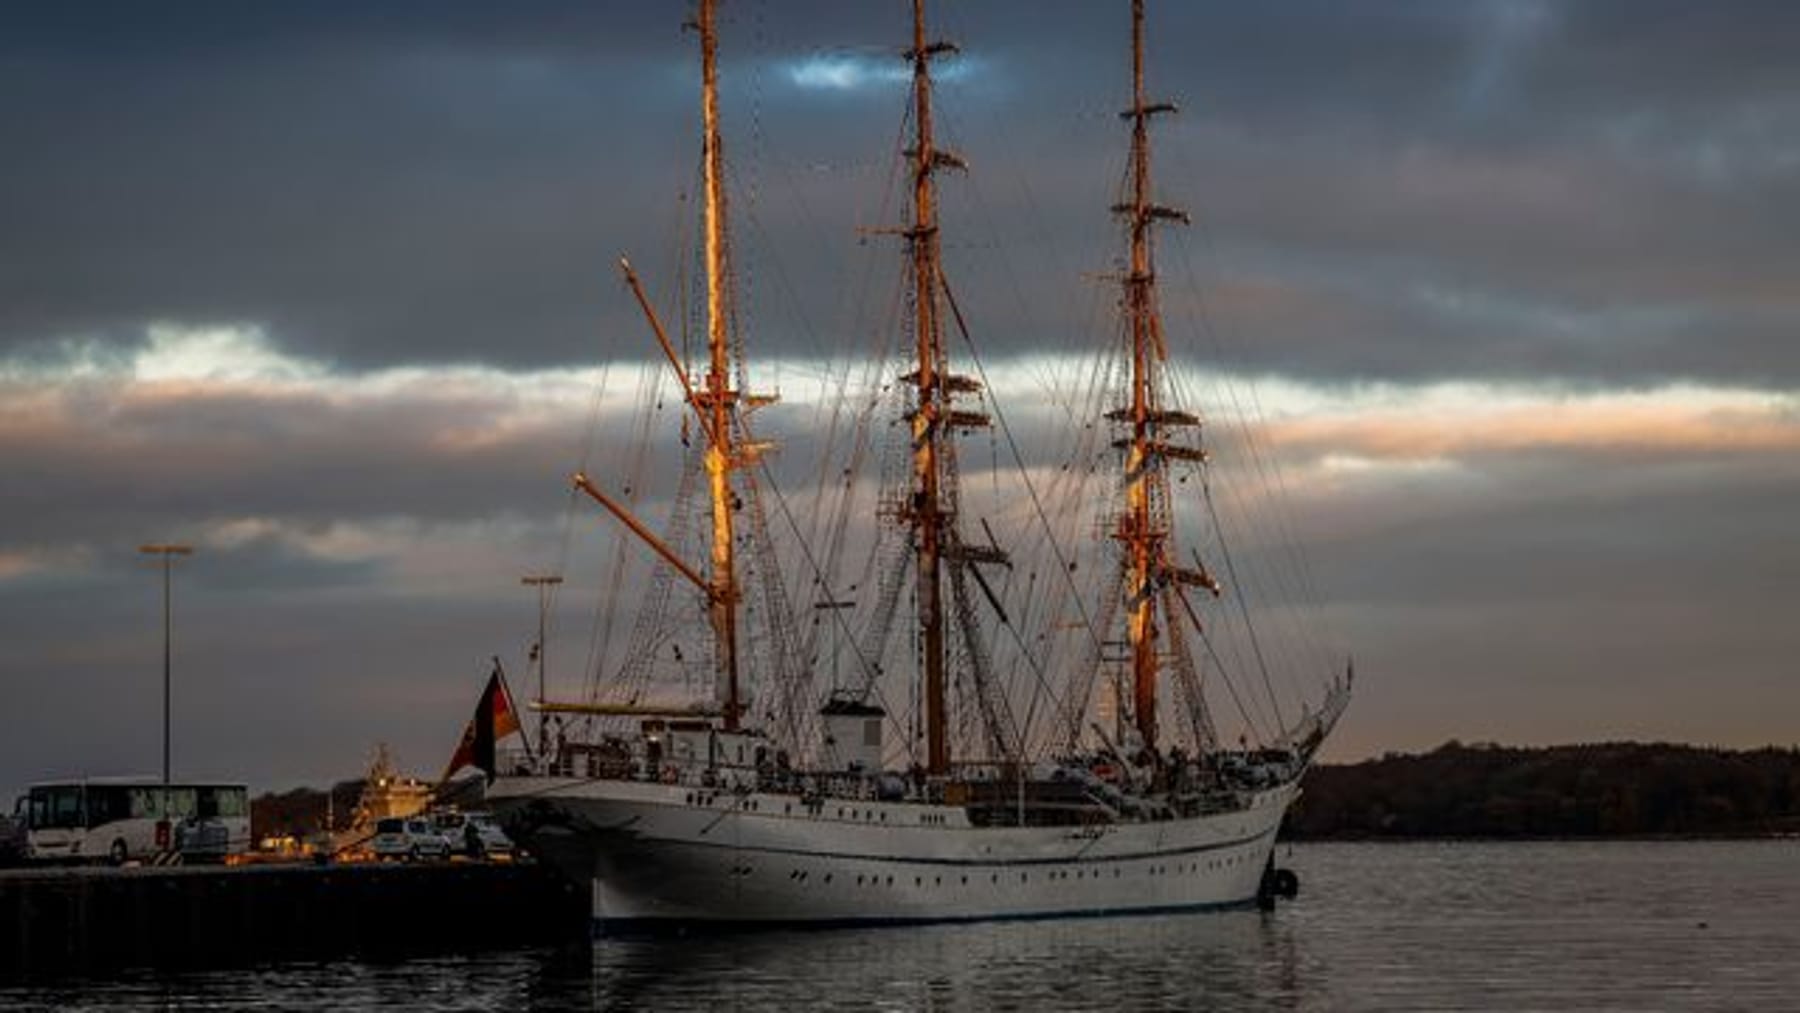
{"left": 660, "top": 765, "right": 678, "bottom": 785}
{"left": 1273, "top": 868, "right": 1299, "bottom": 899}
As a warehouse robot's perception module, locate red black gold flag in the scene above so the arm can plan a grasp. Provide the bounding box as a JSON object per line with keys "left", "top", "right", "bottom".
{"left": 442, "top": 660, "right": 523, "bottom": 783}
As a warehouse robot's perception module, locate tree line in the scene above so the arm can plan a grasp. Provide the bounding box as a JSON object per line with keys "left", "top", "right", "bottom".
{"left": 1286, "top": 741, "right": 1800, "bottom": 839}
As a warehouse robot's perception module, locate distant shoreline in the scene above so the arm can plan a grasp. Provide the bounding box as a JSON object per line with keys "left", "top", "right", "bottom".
{"left": 1285, "top": 741, "right": 1800, "bottom": 841}
{"left": 1281, "top": 832, "right": 1799, "bottom": 843}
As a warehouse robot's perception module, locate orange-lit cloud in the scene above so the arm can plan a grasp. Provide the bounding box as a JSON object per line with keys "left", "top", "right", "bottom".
{"left": 1259, "top": 385, "right": 1800, "bottom": 465}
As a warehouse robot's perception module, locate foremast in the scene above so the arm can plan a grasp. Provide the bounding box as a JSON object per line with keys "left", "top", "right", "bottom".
{"left": 697, "top": 0, "right": 743, "bottom": 731}
{"left": 1113, "top": 0, "right": 1213, "bottom": 754}
{"left": 572, "top": 0, "right": 752, "bottom": 731}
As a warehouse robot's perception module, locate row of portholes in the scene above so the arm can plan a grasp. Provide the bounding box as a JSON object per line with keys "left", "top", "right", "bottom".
{"left": 774, "top": 860, "right": 1243, "bottom": 888}
{"left": 684, "top": 794, "right": 958, "bottom": 828}
{"left": 1147, "top": 854, "right": 1246, "bottom": 876}
{"left": 777, "top": 863, "right": 1195, "bottom": 888}
{"left": 680, "top": 791, "right": 878, "bottom": 824}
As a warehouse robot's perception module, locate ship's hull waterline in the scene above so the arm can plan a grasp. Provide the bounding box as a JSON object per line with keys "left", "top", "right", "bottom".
{"left": 488, "top": 778, "right": 1296, "bottom": 927}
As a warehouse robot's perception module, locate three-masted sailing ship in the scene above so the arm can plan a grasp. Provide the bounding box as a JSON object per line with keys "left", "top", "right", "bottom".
{"left": 487, "top": 0, "right": 1350, "bottom": 927}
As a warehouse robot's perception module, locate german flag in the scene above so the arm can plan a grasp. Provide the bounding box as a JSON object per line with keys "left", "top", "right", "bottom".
{"left": 442, "top": 660, "right": 523, "bottom": 782}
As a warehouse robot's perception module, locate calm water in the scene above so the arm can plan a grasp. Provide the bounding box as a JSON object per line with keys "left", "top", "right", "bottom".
{"left": 6, "top": 841, "right": 1796, "bottom": 1011}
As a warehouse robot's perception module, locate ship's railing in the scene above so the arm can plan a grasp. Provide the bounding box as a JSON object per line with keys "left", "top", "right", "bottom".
{"left": 499, "top": 739, "right": 1298, "bottom": 815}
{"left": 493, "top": 746, "right": 540, "bottom": 777}
{"left": 494, "top": 742, "right": 947, "bottom": 801}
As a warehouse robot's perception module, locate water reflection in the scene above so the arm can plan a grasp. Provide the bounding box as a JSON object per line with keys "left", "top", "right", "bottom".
{"left": 7, "top": 842, "right": 1799, "bottom": 1011}
{"left": 588, "top": 911, "right": 1300, "bottom": 1011}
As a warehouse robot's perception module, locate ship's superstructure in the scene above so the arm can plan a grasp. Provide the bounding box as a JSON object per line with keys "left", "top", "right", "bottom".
{"left": 488, "top": 0, "right": 1348, "bottom": 928}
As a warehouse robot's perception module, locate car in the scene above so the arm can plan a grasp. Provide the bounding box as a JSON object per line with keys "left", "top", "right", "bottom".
{"left": 370, "top": 816, "right": 454, "bottom": 861}
{"left": 432, "top": 810, "right": 514, "bottom": 859}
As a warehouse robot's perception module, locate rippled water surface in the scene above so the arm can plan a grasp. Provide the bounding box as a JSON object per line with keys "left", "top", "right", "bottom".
{"left": 6, "top": 841, "right": 1797, "bottom": 1010}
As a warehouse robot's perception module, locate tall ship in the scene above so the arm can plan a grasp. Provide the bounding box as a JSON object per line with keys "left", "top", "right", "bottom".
{"left": 488, "top": 0, "right": 1349, "bottom": 927}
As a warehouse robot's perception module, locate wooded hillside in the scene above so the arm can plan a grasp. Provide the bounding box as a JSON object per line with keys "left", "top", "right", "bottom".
{"left": 1288, "top": 741, "right": 1800, "bottom": 838}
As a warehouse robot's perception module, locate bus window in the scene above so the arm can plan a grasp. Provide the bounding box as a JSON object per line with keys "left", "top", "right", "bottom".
{"left": 29, "top": 787, "right": 84, "bottom": 830}
{"left": 165, "top": 788, "right": 198, "bottom": 820}
{"left": 215, "top": 787, "right": 247, "bottom": 819}
{"left": 130, "top": 788, "right": 161, "bottom": 819}
{"left": 86, "top": 786, "right": 132, "bottom": 829}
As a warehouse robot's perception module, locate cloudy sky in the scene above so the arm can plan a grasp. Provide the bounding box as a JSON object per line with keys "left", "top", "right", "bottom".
{"left": 3, "top": 0, "right": 1797, "bottom": 799}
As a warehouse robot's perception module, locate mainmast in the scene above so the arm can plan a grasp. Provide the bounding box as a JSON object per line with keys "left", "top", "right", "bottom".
{"left": 900, "top": 0, "right": 1000, "bottom": 773}
{"left": 904, "top": 0, "right": 964, "bottom": 776}
{"left": 1114, "top": 0, "right": 1205, "bottom": 754}
{"left": 698, "top": 0, "right": 743, "bottom": 730}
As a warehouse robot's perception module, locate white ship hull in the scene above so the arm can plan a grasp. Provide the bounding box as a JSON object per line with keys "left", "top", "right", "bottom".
{"left": 488, "top": 777, "right": 1296, "bottom": 928}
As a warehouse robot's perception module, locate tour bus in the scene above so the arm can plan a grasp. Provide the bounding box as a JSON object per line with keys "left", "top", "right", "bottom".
{"left": 19, "top": 779, "right": 251, "bottom": 865}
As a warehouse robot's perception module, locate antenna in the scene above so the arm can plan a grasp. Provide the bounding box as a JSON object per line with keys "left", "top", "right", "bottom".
{"left": 521, "top": 574, "right": 563, "bottom": 755}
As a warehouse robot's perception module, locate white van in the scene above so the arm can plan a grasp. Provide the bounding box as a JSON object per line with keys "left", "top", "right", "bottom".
{"left": 370, "top": 817, "right": 453, "bottom": 861}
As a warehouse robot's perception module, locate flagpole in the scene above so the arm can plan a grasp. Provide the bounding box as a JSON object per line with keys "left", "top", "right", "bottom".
{"left": 490, "top": 656, "right": 537, "bottom": 764}
{"left": 439, "top": 659, "right": 532, "bottom": 790}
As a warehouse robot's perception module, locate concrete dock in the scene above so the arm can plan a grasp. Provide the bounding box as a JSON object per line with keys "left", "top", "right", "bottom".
{"left": 0, "top": 860, "right": 588, "bottom": 977}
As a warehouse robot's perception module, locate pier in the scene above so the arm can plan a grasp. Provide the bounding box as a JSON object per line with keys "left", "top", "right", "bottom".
{"left": 0, "top": 861, "right": 587, "bottom": 977}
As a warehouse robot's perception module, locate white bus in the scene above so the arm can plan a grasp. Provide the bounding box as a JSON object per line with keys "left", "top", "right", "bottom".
{"left": 20, "top": 779, "right": 251, "bottom": 865}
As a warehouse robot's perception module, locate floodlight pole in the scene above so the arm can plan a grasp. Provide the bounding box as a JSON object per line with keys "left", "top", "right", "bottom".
{"left": 140, "top": 543, "right": 193, "bottom": 829}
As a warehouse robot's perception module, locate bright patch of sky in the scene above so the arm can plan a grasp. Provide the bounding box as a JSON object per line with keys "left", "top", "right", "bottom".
{"left": 783, "top": 50, "right": 978, "bottom": 93}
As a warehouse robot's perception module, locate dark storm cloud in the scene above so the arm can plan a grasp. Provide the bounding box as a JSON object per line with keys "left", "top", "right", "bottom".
{"left": 4, "top": 1, "right": 1800, "bottom": 383}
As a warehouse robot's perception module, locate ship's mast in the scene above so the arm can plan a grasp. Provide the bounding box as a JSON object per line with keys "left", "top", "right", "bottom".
{"left": 907, "top": 0, "right": 954, "bottom": 775}
{"left": 1116, "top": 0, "right": 1198, "bottom": 754}
{"left": 698, "top": 0, "right": 742, "bottom": 730}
